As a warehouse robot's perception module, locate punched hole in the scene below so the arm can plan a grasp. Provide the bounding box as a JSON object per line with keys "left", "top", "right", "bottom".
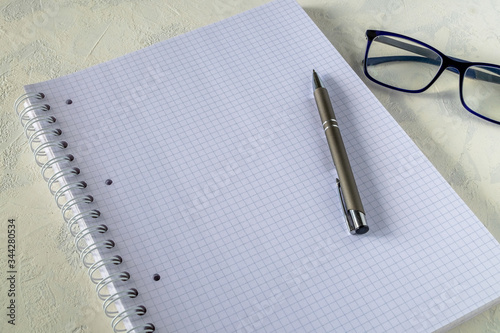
{"left": 105, "top": 179, "right": 113, "bottom": 185}
{"left": 129, "top": 288, "right": 139, "bottom": 298}
{"left": 121, "top": 272, "right": 131, "bottom": 280}
{"left": 65, "top": 99, "right": 73, "bottom": 105}
{"left": 113, "top": 255, "right": 123, "bottom": 264}
{"left": 153, "top": 274, "right": 160, "bottom": 281}
{"left": 136, "top": 305, "right": 147, "bottom": 315}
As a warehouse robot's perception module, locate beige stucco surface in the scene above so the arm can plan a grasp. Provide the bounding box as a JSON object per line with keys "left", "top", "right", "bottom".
{"left": 1, "top": 0, "right": 500, "bottom": 332}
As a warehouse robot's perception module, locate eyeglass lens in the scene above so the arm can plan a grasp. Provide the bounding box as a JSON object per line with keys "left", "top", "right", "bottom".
{"left": 365, "top": 35, "right": 442, "bottom": 91}
{"left": 462, "top": 65, "right": 500, "bottom": 122}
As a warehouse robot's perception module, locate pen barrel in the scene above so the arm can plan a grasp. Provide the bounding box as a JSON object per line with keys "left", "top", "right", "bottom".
{"left": 314, "top": 88, "right": 365, "bottom": 213}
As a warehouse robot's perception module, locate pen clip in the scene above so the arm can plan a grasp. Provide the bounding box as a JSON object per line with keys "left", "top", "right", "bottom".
{"left": 336, "top": 178, "right": 356, "bottom": 235}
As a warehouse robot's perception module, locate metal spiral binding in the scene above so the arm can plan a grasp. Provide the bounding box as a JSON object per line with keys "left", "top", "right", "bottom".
{"left": 60, "top": 194, "right": 92, "bottom": 218}
{"left": 88, "top": 255, "right": 123, "bottom": 284}
{"left": 66, "top": 208, "right": 101, "bottom": 236}
{"left": 14, "top": 92, "right": 44, "bottom": 116}
{"left": 23, "top": 114, "right": 56, "bottom": 134}
{"left": 112, "top": 305, "right": 147, "bottom": 333}
{"left": 15, "top": 92, "right": 155, "bottom": 331}
{"left": 47, "top": 167, "right": 80, "bottom": 194}
{"left": 126, "top": 323, "right": 155, "bottom": 333}
{"left": 103, "top": 288, "right": 139, "bottom": 317}
{"left": 75, "top": 224, "right": 108, "bottom": 252}
{"left": 81, "top": 239, "right": 115, "bottom": 268}
{"left": 53, "top": 179, "right": 84, "bottom": 205}
{"left": 20, "top": 103, "right": 50, "bottom": 126}
{"left": 29, "top": 127, "right": 62, "bottom": 152}
{"left": 33, "top": 141, "right": 68, "bottom": 167}
{"left": 97, "top": 272, "right": 131, "bottom": 300}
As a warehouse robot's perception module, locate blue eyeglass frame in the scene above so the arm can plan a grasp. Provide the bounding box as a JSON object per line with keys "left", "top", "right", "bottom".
{"left": 363, "top": 29, "right": 500, "bottom": 125}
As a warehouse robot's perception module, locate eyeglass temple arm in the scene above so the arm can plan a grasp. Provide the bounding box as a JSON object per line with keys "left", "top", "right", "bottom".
{"left": 374, "top": 35, "right": 441, "bottom": 61}
{"left": 368, "top": 36, "right": 500, "bottom": 84}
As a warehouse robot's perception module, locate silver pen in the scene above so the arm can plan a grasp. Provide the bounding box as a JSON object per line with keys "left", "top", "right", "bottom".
{"left": 312, "top": 70, "right": 369, "bottom": 235}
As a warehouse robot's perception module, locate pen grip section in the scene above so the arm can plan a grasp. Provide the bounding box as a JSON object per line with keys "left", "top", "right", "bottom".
{"left": 313, "top": 88, "right": 365, "bottom": 213}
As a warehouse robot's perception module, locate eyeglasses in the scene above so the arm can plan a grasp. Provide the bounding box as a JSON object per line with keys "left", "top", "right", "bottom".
{"left": 363, "top": 29, "right": 500, "bottom": 125}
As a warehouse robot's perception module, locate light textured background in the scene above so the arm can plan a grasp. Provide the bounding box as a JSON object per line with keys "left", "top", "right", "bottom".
{"left": 1, "top": 0, "right": 500, "bottom": 332}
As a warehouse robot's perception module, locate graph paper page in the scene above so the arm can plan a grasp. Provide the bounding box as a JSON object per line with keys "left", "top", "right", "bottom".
{"left": 25, "top": 0, "right": 500, "bottom": 331}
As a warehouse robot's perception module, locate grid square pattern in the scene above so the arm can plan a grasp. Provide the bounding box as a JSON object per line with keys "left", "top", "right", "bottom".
{"left": 24, "top": 0, "right": 500, "bottom": 332}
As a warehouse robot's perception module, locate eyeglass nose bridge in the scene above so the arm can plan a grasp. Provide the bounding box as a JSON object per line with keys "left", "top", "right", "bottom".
{"left": 428, "top": 55, "right": 471, "bottom": 93}
{"left": 439, "top": 55, "right": 471, "bottom": 78}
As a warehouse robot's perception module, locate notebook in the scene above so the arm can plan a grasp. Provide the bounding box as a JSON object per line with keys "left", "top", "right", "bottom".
{"left": 15, "top": 0, "right": 500, "bottom": 332}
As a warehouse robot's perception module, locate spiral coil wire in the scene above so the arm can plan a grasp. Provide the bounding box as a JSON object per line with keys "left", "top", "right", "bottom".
{"left": 15, "top": 92, "right": 154, "bottom": 332}
{"left": 103, "top": 288, "right": 139, "bottom": 317}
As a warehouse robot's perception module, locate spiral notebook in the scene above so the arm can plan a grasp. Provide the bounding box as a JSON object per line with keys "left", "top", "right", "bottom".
{"left": 15, "top": 0, "right": 500, "bottom": 332}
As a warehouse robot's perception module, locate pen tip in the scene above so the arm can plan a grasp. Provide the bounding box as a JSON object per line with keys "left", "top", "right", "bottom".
{"left": 312, "top": 69, "right": 323, "bottom": 89}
